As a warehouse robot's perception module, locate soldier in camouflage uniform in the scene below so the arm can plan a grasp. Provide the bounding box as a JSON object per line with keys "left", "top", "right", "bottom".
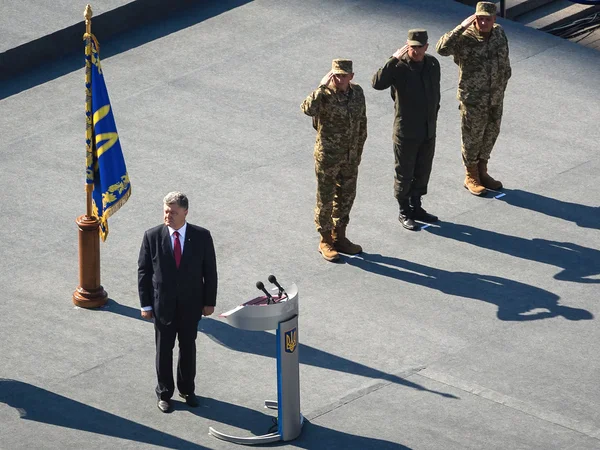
{"left": 301, "top": 59, "right": 367, "bottom": 262}
{"left": 436, "top": 1, "right": 511, "bottom": 196}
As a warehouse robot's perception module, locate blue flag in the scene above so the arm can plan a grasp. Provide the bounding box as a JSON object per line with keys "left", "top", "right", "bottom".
{"left": 85, "top": 34, "right": 131, "bottom": 241}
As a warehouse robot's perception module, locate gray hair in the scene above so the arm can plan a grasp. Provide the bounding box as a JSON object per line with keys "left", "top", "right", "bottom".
{"left": 163, "top": 191, "right": 189, "bottom": 210}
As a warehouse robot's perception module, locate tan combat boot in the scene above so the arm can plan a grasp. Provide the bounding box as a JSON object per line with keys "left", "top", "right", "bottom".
{"left": 332, "top": 225, "right": 362, "bottom": 255}
{"left": 318, "top": 231, "right": 339, "bottom": 261}
{"left": 478, "top": 160, "right": 503, "bottom": 190}
{"left": 464, "top": 164, "right": 487, "bottom": 196}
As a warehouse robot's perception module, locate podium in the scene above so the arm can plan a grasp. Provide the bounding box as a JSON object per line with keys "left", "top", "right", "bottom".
{"left": 209, "top": 283, "right": 303, "bottom": 445}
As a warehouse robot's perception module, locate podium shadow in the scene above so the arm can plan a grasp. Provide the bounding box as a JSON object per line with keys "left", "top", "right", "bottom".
{"left": 190, "top": 397, "right": 412, "bottom": 449}
{"left": 0, "top": 378, "right": 209, "bottom": 449}
{"left": 97, "top": 300, "right": 457, "bottom": 399}
{"left": 424, "top": 221, "right": 600, "bottom": 283}
{"left": 199, "top": 318, "right": 457, "bottom": 400}
{"left": 499, "top": 188, "right": 600, "bottom": 230}
{"left": 344, "top": 253, "right": 593, "bottom": 322}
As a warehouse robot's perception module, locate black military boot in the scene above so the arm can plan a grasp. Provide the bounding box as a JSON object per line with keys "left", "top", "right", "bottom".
{"left": 410, "top": 196, "right": 438, "bottom": 223}
{"left": 399, "top": 199, "right": 419, "bottom": 231}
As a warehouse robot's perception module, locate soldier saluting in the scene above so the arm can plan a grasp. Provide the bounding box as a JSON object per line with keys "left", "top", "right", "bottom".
{"left": 372, "top": 29, "right": 441, "bottom": 231}
{"left": 436, "top": 1, "right": 511, "bottom": 196}
{"left": 301, "top": 59, "right": 367, "bottom": 262}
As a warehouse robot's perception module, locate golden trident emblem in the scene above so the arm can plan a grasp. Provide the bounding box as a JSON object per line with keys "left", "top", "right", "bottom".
{"left": 285, "top": 328, "right": 297, "bottom": 353}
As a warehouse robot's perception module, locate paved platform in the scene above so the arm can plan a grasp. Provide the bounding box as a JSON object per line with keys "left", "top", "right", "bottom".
{"left": 1, "top": 0, "right": 599, "bottom": 449}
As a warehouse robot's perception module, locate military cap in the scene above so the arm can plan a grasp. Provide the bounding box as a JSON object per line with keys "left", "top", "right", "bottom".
{"left": 331, "top": 59, "right": 353, "bottom": 75}
{"left": 476, "top": 1, "right": 497, "bottom": 16}
{"left": 407, "top": 29, "right": 428, "bottom": 46}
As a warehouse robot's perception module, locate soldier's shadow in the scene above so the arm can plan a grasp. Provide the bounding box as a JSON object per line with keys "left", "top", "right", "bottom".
{"left": 499, "top": 188, "right": 600, "bottom": 230}
{"left": 344, "top": 253, "right": 593, "bottom": 322}
{"left": 424, "top": 221, "right": 600, "bottom": 283}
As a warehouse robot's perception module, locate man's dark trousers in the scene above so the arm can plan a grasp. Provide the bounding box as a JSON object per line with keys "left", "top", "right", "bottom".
{"left": 155, "top": 304, "right": 199, "bottom": 401}
{"left": 393, "top": 137, "right": 436, "bottom": 201}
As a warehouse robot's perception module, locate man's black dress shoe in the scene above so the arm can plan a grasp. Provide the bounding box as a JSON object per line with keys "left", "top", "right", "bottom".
{"left": 179, "top": 393, "right": 199, "bottom": 407}
{"left": 399, "top": 214, "right": 420, "bottom": 231}
{"left": 157, "top": 399, "right": 171, "bottom": 413}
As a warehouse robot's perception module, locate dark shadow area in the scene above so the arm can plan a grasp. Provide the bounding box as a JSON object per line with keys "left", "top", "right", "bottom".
{"left": 344, "top": 253, "right": 593, "bottom": 322}
{"left": 0, "top": 378, "right": 209, "bottom": 449}
{"left": 199, "top": 319, "right": 457, "bottom": 399}
{"left": 500, "top": 188, "right": 600, "bottom": 230}
{"left": 424, "top": 221, "right": 600, "bottom": 283}
{"left": 0, "top": 0, "right": 252, "bottom": 99}
{"left": 190, "top": 397, "right": 412, "bottom": 449}
{"left": 99, "top": 300, "right": 457, "bottom": 399}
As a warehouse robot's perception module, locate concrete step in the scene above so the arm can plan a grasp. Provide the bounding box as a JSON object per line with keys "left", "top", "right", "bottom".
{"left": 504, "top": 0, "right": 555, "bottom": 19}
{"left": 514, "top": 0, "right": 600, "bottom": 31}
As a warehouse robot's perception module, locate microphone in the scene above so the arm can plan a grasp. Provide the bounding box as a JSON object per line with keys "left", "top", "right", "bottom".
{"left": 268, "top": 275, "right": 287, "bottom": 298}
{"left": 256, "top": 281, "right": 273, "bottom": 304}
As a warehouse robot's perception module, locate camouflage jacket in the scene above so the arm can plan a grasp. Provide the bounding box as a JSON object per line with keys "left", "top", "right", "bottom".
{"left": 301, "top": 83, "right": 367, "bottom": 166}
{"left": 436, "top": 23, "right": 511, "bottom": 106}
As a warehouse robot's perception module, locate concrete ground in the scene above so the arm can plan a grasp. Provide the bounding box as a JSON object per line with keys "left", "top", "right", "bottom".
{"left": 1, "top": 0, "right": 599, "bottom": 449}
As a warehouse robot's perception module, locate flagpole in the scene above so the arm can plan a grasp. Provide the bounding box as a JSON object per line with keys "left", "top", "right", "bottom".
{"left": 85, "top": 4, "right": 94, "bottom": 218}
{"left": 73, "top": 3, "right": 108, "bottom": 309}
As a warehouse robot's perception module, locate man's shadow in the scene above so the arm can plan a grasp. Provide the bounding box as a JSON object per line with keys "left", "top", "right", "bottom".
{"left": 99, "top": 300, "right": 457, "bottom": 399}
{"left": 344, "top": 253, "right": 593, "bottom": 322}
{"left": 0, "top": 378, "right": 209, "bottom": 449}
{"left": 500, "top": 188, "right": 600, "bottom": 230}
{"left": 0, "top": 379, "right": 410, "bottom": 449}
{"left": 424, "top": 221, "right": 600, "bottom": 283}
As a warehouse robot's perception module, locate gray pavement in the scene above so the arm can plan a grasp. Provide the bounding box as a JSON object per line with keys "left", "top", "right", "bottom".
{"left": 1, "top": 0, "right": 599, "bottom": 449}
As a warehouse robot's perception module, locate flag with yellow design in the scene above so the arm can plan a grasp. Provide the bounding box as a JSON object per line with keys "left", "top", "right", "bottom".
{"left": 85, "top": 34, "right": 131, "bottom": 241}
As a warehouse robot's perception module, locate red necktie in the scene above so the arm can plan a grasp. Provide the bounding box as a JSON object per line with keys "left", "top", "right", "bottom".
{"left": 173, "top": 231, "right": 182, "bottom": 269}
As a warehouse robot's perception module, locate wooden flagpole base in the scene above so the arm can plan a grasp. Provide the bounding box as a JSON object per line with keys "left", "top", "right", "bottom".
{"left": 73, "top": 214, "right": 108, "bottom": 308}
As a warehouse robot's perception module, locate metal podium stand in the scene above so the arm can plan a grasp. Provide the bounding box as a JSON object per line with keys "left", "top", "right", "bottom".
{"left": 209, "top": 283, "right": 303, "bottom": 445}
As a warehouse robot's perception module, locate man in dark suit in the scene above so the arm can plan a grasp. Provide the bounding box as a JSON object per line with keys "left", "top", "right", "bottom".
{"left": 138, "top": 191, "right": 218, "bottom": 413}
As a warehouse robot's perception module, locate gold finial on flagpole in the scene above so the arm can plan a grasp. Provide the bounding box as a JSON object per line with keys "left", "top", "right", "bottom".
{"left": 84, "top": 5, "right": 93, "bottom": 34}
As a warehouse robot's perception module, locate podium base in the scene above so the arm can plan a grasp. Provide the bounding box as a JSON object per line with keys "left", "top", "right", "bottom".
{"left": 208, "top": 401, "right": 304, "bottom": 445}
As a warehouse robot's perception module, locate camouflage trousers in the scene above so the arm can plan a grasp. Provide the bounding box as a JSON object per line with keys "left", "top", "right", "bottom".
{"left": 460, "top": 102, "right": 504, "bottom": 166}
{"left": 314, "top": 160, "right": 359, "bottom": 232}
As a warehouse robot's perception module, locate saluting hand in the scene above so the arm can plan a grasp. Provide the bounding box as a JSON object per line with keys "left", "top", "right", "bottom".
{"left": 461, "top": 14, "right": 476, "bottom": 29}
{"left": 319, "top": 70, "right": 334, "bottom": 88}
{"left": 393, "top": 45, "right": 408, "bottom": 59}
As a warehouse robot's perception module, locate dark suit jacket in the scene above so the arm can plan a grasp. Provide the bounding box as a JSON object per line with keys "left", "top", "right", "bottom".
{"left": 138, "top": 223, "right": 218, "bottom": 325}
